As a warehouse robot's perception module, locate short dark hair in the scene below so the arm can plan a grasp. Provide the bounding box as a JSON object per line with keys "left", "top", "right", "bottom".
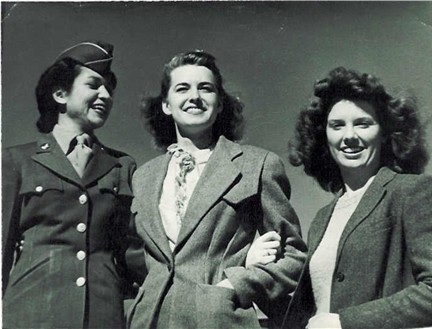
{"left": 141, "top": 51, "right": 245, "bottom": 150}
{"left": 35, "top": 58, "right": 117, "bottom": 133}
{"left": 288, "top": 67, "right": 429, "bottom": 193}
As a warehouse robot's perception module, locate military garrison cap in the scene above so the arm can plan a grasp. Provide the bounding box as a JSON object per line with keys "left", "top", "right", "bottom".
{"left": 55, "top": 41, "right": 114, "bottom": 76}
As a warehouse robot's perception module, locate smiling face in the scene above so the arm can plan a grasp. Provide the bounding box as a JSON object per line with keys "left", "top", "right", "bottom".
{"left": 54, "top": 65, "right": 113, "bottom": 133}
{"left": 326, "top": 99, "right": 383, "bottom": 178}
{"left": 162, "top": 64, "right": 221, "bottom": 139}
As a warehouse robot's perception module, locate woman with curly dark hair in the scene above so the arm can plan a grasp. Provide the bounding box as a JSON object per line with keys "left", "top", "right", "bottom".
{"left": 282, "top": 67, "right": 432, "bottom": 329}
{"left": 127, "top": 50, "right": 307, "bottom": 329}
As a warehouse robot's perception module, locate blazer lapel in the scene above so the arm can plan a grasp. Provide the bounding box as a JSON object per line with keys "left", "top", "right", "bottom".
{"left": 31, "top": 134, "right": 82, "bottom": 184}
{"left": 175, "top": 137, "right": 242, "bottom": 250}
{"left": 307, "top": 196, "right": 339, "bottom": 255}
{"left": 133, "top": 154, "right": 173, "bottom": 263}
{"left": 336, "top": 167, "right": 397, "bottom": 263}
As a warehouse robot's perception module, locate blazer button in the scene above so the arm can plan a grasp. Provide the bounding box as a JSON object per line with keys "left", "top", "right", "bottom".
{"left": 79, "top": 194, "right": 88, "bottom": 205}
{"left": 76, "top": 277, "right": 86, "bottom": 287}
{"left": 35, "top": 185, "right": 43, "bottom": 192}
{"left": 76, "top": 223, "right": 87, "bottom": 233}
{"left": 76, "top": 250, "right": 86, "bottom": 260}
{"left": 336, "top": 272, "right": 345, "bottom": 282}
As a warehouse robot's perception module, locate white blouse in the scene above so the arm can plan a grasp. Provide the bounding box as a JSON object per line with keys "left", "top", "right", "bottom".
{"left": 309, "top": 176, "right": 375, "bottom": 313}
{"left": 159, "top": 147, "right": 213, "bottom": 251}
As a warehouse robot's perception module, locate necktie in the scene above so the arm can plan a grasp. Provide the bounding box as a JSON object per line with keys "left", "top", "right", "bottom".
{"left": 67, "top": 133, "right": 93, "bottom": 177}
{"left": 167, "top": 144, "right": 196, "bottom": 229}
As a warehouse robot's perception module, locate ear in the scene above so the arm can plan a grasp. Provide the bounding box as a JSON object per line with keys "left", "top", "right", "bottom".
{"left": 162, "top": 100, "right": 172, "bottom": 116}
{"left": 52, "top": 88, "right": 68, "bottom": 105}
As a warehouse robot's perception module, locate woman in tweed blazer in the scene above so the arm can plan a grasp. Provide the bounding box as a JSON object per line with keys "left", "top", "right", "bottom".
{"left": 283, "top": 67, "right": 432, "bottom": 329}
{"left": 127, "top": 51, "right": 307, "bottom": 329}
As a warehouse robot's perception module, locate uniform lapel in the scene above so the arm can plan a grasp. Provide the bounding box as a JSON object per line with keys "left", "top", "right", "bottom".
{"left": 31, "top": 133, "right": 82, "bottom": 184}
{"left": 175, "top": 137, "right": 242, "bottom": 250}
{"left": 81, "top": 142, "right": 118, "bottom": 186}
{"left": 133, "top": 154, "right": 173, "bottom": 263}
{"left": 335, "top": 167, "right": 397, "bottom": 263}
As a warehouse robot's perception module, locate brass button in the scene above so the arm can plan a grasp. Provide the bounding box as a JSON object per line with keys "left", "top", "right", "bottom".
{"left": 79, "top": 194, "right": 88, "bottom": 205}
{"left": 76, "top": 277, "right": 86, "bottom": 287}
{"left": 76, "top": 223, "right": 87, "bottom": 233}
{"left": 76, "top": 251, "right": 86, "bottom": 261}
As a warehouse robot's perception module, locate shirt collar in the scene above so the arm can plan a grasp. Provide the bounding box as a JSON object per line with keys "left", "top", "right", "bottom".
{"left": 52, "top": 124, "right": 92, "bottom": 154}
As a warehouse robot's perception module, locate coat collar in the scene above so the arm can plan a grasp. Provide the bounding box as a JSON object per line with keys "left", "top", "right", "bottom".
{"left": 133, "top": 153, "right": 173, "bottom": 263}
{"left": 31, "top": 133, "right": 119, "bottom": 186}
{"left": 134, "top": 136, "right": 243, "bottom": 261}
{"left": 175, "top": 136, "right": 242, "bottom": 252}
{"left": 308, "top": 167, "right": 397, "bottom": 259}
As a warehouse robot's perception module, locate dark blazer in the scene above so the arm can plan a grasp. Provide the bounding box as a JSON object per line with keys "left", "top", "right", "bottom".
{"left": 283, "top": 167, "right": 432, "bottom": 329}
{"left": 127, "top": 136, "right": 307, "bottom": 329}
{"left": 2, "top": 133, "right": 136, "bottom": 329}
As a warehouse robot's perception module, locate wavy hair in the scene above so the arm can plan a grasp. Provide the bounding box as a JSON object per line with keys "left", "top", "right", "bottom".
{"left": 288, "top": 67, "right": 429, "bottom": 193}
{"left": 141, "top": 51, "right": 245, "bottom": 150}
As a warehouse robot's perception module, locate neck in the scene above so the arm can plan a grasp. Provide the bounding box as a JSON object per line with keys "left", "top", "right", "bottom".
{"left": 57, "top": 116, "right": 92, "bottom": 135}
{"left": 341, "top": 165, "right": 380, "bottom": 194}
{"left": 175, "top": 127, "right": 214, "bottom": 152}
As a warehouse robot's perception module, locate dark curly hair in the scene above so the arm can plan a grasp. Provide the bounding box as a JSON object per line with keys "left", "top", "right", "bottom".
{"left": 288, "top": 67, "right": 429, "bottom": 193}
{"left": 35, "top": 58, "right": 117, "bottom": 133}
{"left": 140, "top": 51, "right": 245, "bottom": 150}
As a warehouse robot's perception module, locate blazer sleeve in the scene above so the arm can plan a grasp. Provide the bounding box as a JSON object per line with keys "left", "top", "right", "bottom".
{"left": 224, "top": 151, "right": 307, "bottom": 310}
{"left": 339, "top": 174, "right": 432, "bottom": 329}
{"left": 2, "top": 148, "right": 22, "bottom": 294}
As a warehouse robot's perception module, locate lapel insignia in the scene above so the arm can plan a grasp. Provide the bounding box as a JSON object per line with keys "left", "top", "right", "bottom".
{"left": 40, "top": 143, "right": 50, "bottom": 150}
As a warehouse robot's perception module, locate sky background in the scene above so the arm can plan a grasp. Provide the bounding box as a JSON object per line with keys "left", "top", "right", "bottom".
{"left": 2, "top": 1, "right": 432, "bottom": 235}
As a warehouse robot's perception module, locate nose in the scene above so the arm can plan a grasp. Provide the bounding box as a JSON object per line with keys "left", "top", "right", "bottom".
{"left": 98, "top": 85, "right": 112, "bottom": 101}
{"left": 188, "top": 88, "right": 203, "bottom": 106}
{"left": 343, "top": 126, "right": 359, "bottom": 146}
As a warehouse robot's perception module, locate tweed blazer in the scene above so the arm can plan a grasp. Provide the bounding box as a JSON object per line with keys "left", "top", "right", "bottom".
{"left": 283, "top": 167, "right": 432, "bottom": 329}
{"left": 2, "top": 133, "right": 136, "bottom": 329}
{"left": 127, "top": 136, "right": 307, "bottom": 329}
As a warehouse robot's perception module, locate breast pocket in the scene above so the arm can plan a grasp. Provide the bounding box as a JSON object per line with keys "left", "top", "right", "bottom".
{"left": 19, "top": 169, "right": 64, "bottom": 199}
{"left": 222, "top": 177, "right": 258, "bottom": 208}
{"left": 98, "top": 168, "right": 134, "bottom": 200}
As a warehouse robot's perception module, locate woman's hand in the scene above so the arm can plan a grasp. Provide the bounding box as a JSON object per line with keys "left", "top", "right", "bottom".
{"left": 306, "top": 313, "right": 341, "bottom": 328}
{"left": 246, "top": 231, "right": 281, "bottom": 268}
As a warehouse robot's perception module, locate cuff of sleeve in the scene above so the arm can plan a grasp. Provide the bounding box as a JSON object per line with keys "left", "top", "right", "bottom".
{"left": 224, "top": 266, "right": 255, "bottom": 308}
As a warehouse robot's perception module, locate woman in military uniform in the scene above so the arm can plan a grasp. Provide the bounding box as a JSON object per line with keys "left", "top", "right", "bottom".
{"left": 2, "top": 41, "right": 137, "bottom": 329}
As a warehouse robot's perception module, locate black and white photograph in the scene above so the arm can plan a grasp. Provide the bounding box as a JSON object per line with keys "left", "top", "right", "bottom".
{"left": 2, "top": 2, "right": 432, "bottom": 328}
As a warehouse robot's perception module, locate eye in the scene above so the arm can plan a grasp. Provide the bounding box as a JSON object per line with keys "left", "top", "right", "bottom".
{"left": 199, "top": 84, "right": 216, "bottom": 92}
{"left": 328, "top": 121, "right": 344, "bottom": 130}
{"left": 355, "top": 119, "right": 374, "bottom": 128}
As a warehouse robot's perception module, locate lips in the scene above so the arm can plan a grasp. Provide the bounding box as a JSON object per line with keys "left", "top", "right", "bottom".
{"left": 184, "top": 106, "right": 206, "bottom": 114}
{"left": 341, "top": 147, "right": 364, "bottom": 154}
{"left": 91, "top": 104, "right": 107, "bottom": 115}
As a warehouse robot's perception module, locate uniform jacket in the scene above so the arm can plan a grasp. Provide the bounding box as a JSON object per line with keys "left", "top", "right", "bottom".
{"left": 2, "top": 133, "right": 136, "bottom": 329}
{"left": 127, "top": 136, "right": 307, "bottom": 329}
{"left": 283, "top": 167, "right": 432, "bottom": 329}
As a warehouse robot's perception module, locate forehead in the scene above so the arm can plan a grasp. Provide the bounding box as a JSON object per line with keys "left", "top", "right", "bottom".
{"left": 169, "top": 65, "right": 215, "bottom": 85}
{"left": 328, "top": 99, "right": 378, "bottom": 119}
{"left": 74, "top": 65, "right": 104, "bottom": 81}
